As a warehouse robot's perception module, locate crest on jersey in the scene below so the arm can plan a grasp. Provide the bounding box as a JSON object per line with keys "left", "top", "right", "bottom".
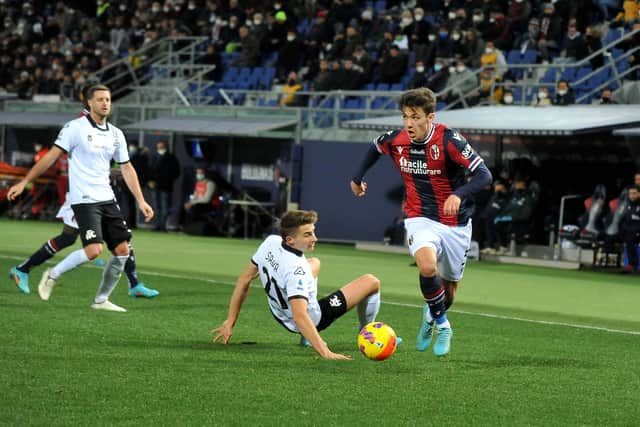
{"left": 293, "top": 267, "right": 305, "bottom": 275}
{"left": 461, "top": 144, "right": 473, "bottom": 159}
{"left": 430, "top": 144, "right": 440, "bottom": 160}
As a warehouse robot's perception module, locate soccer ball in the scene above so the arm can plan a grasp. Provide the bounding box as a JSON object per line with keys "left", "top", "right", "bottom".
{"left": 357, "top": 321, "right": 398, "bottom": 361}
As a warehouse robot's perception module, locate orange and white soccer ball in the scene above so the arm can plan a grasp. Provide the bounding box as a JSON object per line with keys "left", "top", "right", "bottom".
{"left": 357, "top": 321, "right": 398, "bottom": 361}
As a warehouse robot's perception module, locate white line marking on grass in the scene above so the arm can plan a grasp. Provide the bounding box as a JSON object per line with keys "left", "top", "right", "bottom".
{"left": 383, "top": 301, "right": 640, "bottom": 336}
{"left": 2, "top": 254, "right": 639, "bottom": 336}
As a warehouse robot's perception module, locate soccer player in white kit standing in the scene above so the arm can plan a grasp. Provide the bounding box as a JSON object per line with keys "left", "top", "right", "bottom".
{"left": 7, "top": 84, "right": 154, "bottom": 312}
{"left": 211, "top": 210, "right": 382, "bottom": 360}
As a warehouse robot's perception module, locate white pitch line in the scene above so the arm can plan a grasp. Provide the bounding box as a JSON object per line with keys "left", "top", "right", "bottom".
{"left": 2, "top": 254, "right": 639, "bottom": 336}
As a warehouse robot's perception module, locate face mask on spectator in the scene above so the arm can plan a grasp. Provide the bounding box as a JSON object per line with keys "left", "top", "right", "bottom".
{"left": 557, "top": 89, "right": 567, "bottom": 96}
{"left": 428, "top": 34, "right": 436, "bottom": 42}
{"left": 254, "top": 18, "right": 263, "bottom": 25}
{"left": 538, "top": 91, "right": 547, "bottom": 99}
{"left": 448, "top": 11, "right": 456, "bottom": 20}
{"left": 416, "top": 65, "right": 425, "bottom": 73}
{"left": 163, "top": 6, "right": 170, "bottom": 12}
{"left": 157, "top": 149, "right": 167, "bottom": 155}
{"left": 473, "top": 14, "right": 483, "bottom": 23}
{"left": 152, "top": 6, "right": 160, "bottom": 12}
{"left": 401, "top": 18, "right": 412, "bottom": 27}
{"left": 503, "top": 95, "right": 514, "bottom": 104}
{"left": 188, "top": 3, "right": 196, "bottom": 10}
{"left": 287, "top": 34, "right": 295, "bottom": 42}
{"left": 456, "top": 64, "right": 465, "bottom": 73}
{"left": 196, "top": 173, "right": 205, "bottom": 181}
{"left": 452, "top": 32, "right": 461, "bottom": 41}
{"left": 128, "top": 145, "right": 138, "bottom": 156}
{"left": 485, "top": 47, "right": 493, "bottom": 54}
{"left": 434, "top": 63, "right": 443, "bottom": 72}
{"left": 361, "top": 11, "right": 372, "bottom": 20}
{"left": 119, "top": 4, "right": 126, "bottom": 11}
{"left": 449, "top": 66, "right": 456, "bottom": 74}
{"left": 414, "top": 13, "right": 423, "bottom": 21}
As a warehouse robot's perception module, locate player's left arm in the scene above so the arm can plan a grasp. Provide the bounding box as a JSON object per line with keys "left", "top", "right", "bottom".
{"left": 443, "top": 131, "right": 493, "bottom": 216}
{"left": 120, "top": 161, "right": 154, "bottom": 222}
{"left": 290, "top": 297, "right": 352, "bottom": 360}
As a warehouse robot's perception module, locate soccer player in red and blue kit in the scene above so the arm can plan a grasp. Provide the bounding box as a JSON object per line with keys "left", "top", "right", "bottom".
{"left": 350, "top": 88, "right": 492, "bottom": 356}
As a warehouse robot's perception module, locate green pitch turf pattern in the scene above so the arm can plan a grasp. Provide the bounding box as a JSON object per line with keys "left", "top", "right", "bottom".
{"left": 1, "top": 218, "right": 639, "bottom": 425}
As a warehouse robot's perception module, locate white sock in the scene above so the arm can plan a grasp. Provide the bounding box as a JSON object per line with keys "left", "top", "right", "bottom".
{"left": 94, "top": 255, "right": 128, "bottom": 304}
{"left": 50, "top": 249, "right": 90, "bottom": 279}
{"left": 357, "top": 291, "right": 380, "bottom": 329}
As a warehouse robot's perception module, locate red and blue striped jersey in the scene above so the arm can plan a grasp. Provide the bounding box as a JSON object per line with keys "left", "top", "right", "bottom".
{"left": 373, "top": 123, "right": 485, "bottom": 226}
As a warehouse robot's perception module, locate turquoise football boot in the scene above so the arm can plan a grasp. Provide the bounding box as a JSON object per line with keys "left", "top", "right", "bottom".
{"left": 128, "top": 283, "right": 159, "bottom": 298}
{"left": 416, "top": 304, "right": 434, "bottom": 351}
{"left": 9, "top": 267, "right": 30, "bottom": 294}
{"left": 433, "top": 327, "right": 453, "bottom": 357}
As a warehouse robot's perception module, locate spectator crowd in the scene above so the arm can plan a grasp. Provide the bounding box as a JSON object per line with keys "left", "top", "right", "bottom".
{"left": 1, "top": 0, "right": 638, "bottom": 104}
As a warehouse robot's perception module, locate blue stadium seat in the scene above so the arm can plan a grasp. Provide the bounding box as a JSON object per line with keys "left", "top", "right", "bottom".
{"left": 364, "top": 83, "right": 375, "bottom": 91}
{"left": 522, "top": 50, "right": 538, "bottom": 65}
{"left": 376, "top": 83, "right": 390, "bottom": 91}
{"left": 602, "top": 28, "right": 623, "bottom": 45}
{"left": 560, "top": 67, "right": 576, "bottom": 82}
{"left": 506, "top": 50, "right": 522, "bottom": 65}
{"left": 374, "top": 0, "right": 387, "bottom": 14}
{"left": 390, "top": 83, "right": 403, "bottom": 91}
{"left": 539, "top": 68, "right": 557, "bottom": 84}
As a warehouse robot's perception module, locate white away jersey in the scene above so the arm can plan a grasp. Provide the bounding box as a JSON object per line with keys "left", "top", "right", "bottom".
{"left": 55, "top": 193, "right": 78, "bottom": 229}
{"left": 251, "top": 235, "right": 320, "bottom": 332}
{"left": 54, "top": 116, "right": 129, "bottom": 205}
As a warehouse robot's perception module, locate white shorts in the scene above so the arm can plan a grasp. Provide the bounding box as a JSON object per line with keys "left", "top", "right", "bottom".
{"left": 56, "top": 201, "right": 78, "bottom": 229}
{"left": 404, "top": 216, "right": 472, "bottom": 282}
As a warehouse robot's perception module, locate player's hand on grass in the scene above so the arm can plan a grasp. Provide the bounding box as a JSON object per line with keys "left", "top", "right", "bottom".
{"left": 7, "top": 180, "right": 27, "bottom": 201}
{"left": 320, "top": 349, "right": 353, "bottom": 360}
{"left": 139, "top": 200, "right": 154, "bottom": 222}
{"left": 211, "top": 321, "right": 233, "bottom": 344}
{"left": 350, "top": 180, "right": 367, "bottom": 197}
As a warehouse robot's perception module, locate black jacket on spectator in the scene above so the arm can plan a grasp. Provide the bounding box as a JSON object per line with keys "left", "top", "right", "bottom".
{"left": 151, "top": 152, "right": 180, "bottom": 192}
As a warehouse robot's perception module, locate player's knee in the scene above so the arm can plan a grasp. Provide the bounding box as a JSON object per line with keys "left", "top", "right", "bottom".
{"left": 113, "top": 242, "right": 130, "bottom": 257}
{"left": 308, "top": 257, "right": 321, "bottom": 276}
{"left": 363, "top": 273, "right": 380, "bottom": 293}
{"left": 417, "top": 264, "right": 437, "bottom": 278}
{"left": 84, "top": 244, "right": 102, "bottom": 260}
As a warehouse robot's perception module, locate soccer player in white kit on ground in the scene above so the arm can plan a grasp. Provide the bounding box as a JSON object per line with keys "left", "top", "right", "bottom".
{"left": 211, "top": 210, "right": 382, "bottom": 360}
{"left": 7, "top": 84, "right": 154, "bottom": 312}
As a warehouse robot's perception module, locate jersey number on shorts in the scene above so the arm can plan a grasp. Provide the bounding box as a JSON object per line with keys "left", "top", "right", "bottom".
{"left": 262, "top": 267, "right": 288, "bottom": 309}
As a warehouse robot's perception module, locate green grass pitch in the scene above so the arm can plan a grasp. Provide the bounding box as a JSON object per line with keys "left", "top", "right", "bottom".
{"left": 1, "top": 218, "right": 639, "bottom": 426}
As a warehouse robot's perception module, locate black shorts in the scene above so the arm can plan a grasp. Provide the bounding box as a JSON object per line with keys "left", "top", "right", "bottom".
{"left": 316, "top": 290, "right": 348, "bottom": 332}
{"left": 72, "top": 201, "right": 131, "bottom": 251}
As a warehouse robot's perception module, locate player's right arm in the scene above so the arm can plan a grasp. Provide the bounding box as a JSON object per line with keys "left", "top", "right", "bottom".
{"left": 7, "top": 146, "right": 63, "bottom": 201}
{"left": 211, "top": 261, "right": 259, "bottom": 344}
{"left": 290, "top": 298, "right": 352, "bottom": 360}
{"left": 350, "top": 133, "right": 391, "bottom": 197}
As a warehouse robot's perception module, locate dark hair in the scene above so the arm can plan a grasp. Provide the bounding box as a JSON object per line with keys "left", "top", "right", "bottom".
{"left": 86, "top": 84, "right": 111, "bottom": 100}
{"left": 279, "top": 210, "right": 318, "bottom": 239}
{"left": 398, "top": 87, "right": 436, "bottom": 115}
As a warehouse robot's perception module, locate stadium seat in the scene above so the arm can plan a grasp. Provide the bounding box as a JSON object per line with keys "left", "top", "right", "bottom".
{"left": 602, "top": 28, "right": 623, "bottom": 46}
{"left": 374, "top": 0, "right": 387, "bottom": 14}
{"left": 376, "top": 83, "right": 390, "bottom": 91}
